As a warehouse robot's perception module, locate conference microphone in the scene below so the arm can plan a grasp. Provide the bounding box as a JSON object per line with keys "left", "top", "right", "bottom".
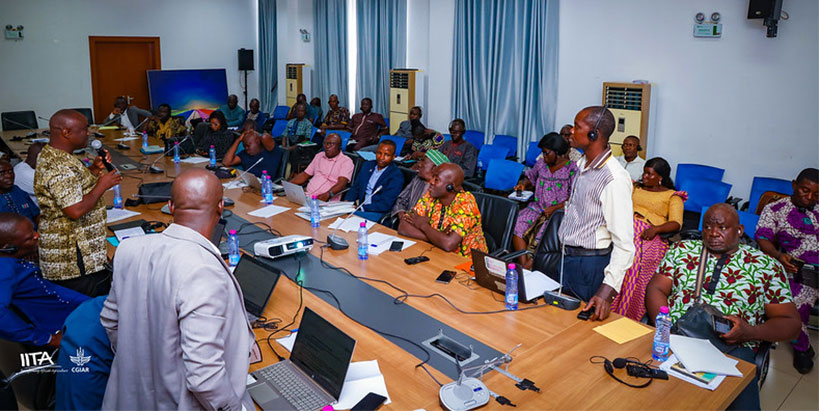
{"left": 3, "top": 117, "right": 40, "bottom": 139}
{"left": 145, "top": 134, "right": 192, "bottom": 173}
{"left": 126, "top": 116, "right": 151, "bottom": 136}
{"left": 37, "top": 115, "right": 50, "bottom": 122}
{"left": 327, "top": 185, "right": 382, "bottom": 250}
{"left": 90, "top": 139, "right": 116, "bottom": 172}
{"left": 233, "top": 157, "right": 265, "bottom": 181}
{"left": 100, "top": 113, "right": 122, "bottom": 127}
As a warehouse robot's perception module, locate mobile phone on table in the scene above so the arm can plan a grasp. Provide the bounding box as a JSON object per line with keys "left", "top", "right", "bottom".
{"left": 351, "top": 392, "right": 387, "bottom": 411}
{"left": 436, "top": 270, "right": 456, "bottom": 284}
{"left": 389, "top": 240, "right": 404, "bottom": 252}
{"left": 712, "top": 315, "right": 733, "bottom": 334}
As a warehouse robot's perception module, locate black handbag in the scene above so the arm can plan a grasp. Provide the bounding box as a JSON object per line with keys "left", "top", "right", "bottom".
{"left": 670, "top": 245, "right": 737, "bottom": 353}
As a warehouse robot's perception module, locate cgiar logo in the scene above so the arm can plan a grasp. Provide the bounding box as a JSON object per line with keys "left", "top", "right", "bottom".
{"left": 69, "top": 347, "right": 92, "bottom": 372}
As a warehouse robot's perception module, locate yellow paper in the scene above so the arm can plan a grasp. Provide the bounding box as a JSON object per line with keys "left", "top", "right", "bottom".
{"left": 592, "top": 317, "right": 653, "bottom": 344}
{"left": 98, "top": 126, "right": 118, "bottom": 130}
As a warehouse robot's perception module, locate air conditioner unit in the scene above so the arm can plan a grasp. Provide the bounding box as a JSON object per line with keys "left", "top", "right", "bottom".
{"left": 285, "top": 64, "right": 311, "bottom": 107}
{"left": 602, "top": 82, "right": 652, "bottom": 158}
{"left": 388, "top": 69, "right": 424, "bottom": 135}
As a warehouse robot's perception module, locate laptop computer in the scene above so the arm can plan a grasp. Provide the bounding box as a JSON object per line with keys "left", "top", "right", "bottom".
{"left": 241, "top": 172, "right": 283, "bottom": 192}
{"left": 282, "top": 180, "right": 312, "bottom": 206}
{"left": 470, "top": 249, "right": 559, "bottom": 302}
{"left": 233, "top": 254, "right": 281, "bottom": 322}
{"left": 248, "top": 307, "right": 356, "bottom": 411}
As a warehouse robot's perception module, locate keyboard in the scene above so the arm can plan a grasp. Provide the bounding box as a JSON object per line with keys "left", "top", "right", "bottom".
{"left": 257, "top": 362, "right": 327, "bottom": 411}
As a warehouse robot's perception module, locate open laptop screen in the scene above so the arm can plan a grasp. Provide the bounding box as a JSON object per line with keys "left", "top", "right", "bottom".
{"left": 233, "top": 255, "right": 280, "bottom": 317}
{"left": 290, "top": 307, "right": 356, "bottom": 400}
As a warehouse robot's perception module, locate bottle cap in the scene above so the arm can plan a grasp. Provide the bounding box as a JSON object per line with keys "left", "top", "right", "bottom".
{"left": 360, "top": 222, "right": 367, "bottom": 227}
{"left": 229, "top": 229, "right": 237, "bottom": 235}
{"left": 312, "top": 195, "right": 317, "bottom": 199}
{"left": 262, "top": 170, "right": 268, "bottom": 174}
{"left": 508, "top": 263, "right": 516, "bottom": 269}
{"left": 174, "top": 141, "right": 179, "bottom": 145}
{"left": 659, "top": 306, "right": 669, "bottom": 314}
{"left": 210, "top": 145, "right": 214, "bottom": 148}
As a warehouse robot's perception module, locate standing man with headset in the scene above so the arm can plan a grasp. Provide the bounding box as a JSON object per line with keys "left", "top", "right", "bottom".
{"left": 558, "top": 106, "right": 634, "bottom": 320}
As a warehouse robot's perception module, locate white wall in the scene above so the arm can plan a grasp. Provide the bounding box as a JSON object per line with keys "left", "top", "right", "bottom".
{"left": 276, "top": 0, "right": 314, "bottom": 106}
{"left": 411, "top": 0, "right": 455, "bottom": 132}
{"left": 555, "top": 0, "right": 819, "bottom": 196}
{"left": 0, "top": 0, "right": 258, "bottom": 127}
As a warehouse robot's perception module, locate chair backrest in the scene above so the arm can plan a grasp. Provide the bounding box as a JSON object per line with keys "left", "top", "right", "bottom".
{"left": 477, "top": 145, "right": 509, "bottom": 171}
{"left": 346, "top": 153, "right": 365, "bottom": 182}
{"left": 330, "top": 130, "right": 352, "bottom": 151}
{"left": 310, "top": 127, "right": 322, "bottom": 144}
{"left": 464, "top": 130, "right": 485, "bottom": 150}
{"left": 270, "top": 120, "right": 288, "bottom": 137}
{"left": 748, "top": 177, "right": 793, "bottom": 215}
{"left": 1, "top": 110, "right": 37, "bottom": 131}
{"left": 0, "top": 338, "right": 55, "bottom": 409}
{"left": 70, "top": 108, "right": 94, "bottom": 124}
{"left": 698, "top": 205, "right": 759, "bottom": 238}
{"left": 462, "top": 180, "right": 483, "bottom": 193}
{"left": 272, "top": 105, "right": 290, "bottom": 120}
{"left": 398, "top": 166, "right": 418, "bottom": 187}
{"left": 756, "top": 191, "right": 790, "bottom": 215}
{"left": 379, "top": 135, "right": 406, "bottom": 154}
{"left": 484, "top": 159, "right": 525, "bottom": 192}
{"left": 533, "top": 209, "right": 565, "bottom": 281}
{"left": 493, "top": 134, "right": 517, "bottom": 157}
{"left": 675, "top": 163, "right": 725, "bottom": 189}
{"left": 524, "top": 141, "right": 541, "bottom": 167}
{"left": 442, "top": 133, "right": 452, "bottom": 142}
{"left": 274, "top": 147, "right": 289, "bottom": 181}
{"left": 473, "top": 192, "right": 518, "bottom": 254}
{"left": 677, "top": 177, "right": 732, "bottom": 213}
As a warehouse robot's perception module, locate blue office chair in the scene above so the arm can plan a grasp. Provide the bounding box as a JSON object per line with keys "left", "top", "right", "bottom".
{"left": 442, "top": 133, "right": 452, "bottom": 142}
{"left": 493, "top": 134, "right": 517, "bottom": 158}
{"left": 677, "top": 178, "right": 733, "bottom": 213}
{"left": 699, "top": 205, "right": 760, "bottom": 238}
{"left": 464, "top": 130, "right": 485, "bottom": 150}
{"left": 524, "top": 142, "right": 541, "bottom": 167}
{"left": 311, "top": 127, "right": 323, "bottom": 144}
{"left": 379, "top": 135, "right": 407, "bottom": 154}
{"left": 270, "top": 120, "right": 288, "bottom": 137}
{"left": 675, "top": 164, "right": 725, "bottom": 190}
{"left": 484, "top": 159, "right": 525, "bottom": 192}
{"left": 477, "top": 145, "right": 509, "bottom": 171}
{"left": 747, "top": 177, "right": 793, "bottom": 214}
{"left": 272, "top": 105, "right": 290, "bottom": 120}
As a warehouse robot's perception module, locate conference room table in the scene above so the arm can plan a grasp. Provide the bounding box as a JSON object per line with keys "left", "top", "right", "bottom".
{"left": 2, "top": 128, "right": 755, "bottom": 410}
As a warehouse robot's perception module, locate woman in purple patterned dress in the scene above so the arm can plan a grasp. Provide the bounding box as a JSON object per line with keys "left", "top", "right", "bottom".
{"left": 512, "top": 133, "right": 578, "bottom": 269}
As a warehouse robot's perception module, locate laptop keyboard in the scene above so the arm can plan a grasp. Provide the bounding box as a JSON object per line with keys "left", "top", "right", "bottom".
{"left": 258, "top": 363, "right": 328, "bottom": 411}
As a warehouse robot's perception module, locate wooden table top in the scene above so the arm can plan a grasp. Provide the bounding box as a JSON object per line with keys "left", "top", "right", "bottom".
{"left": 2, "top": 128, "right": 755, "bottom": 410}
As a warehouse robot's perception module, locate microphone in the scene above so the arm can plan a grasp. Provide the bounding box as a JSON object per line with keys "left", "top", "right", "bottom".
{"left": 2, "top": 117, "right": 39, "bottom": 139}
{"left": 327, "top": 185, "right": 382, "bottom": 250}
{"left": 145, "top": 134, "right": 192, "bottom": 173}
{"left": 37, "top": 115, "right": 50, "bottom": 122}
{"left": 233, "top": 157, "right": 264, "bottom": 181}
{"left": 100, "top": 113, "right": 122, "bottom": 127}
{"left": 90, "top": 139, "right": 116, "bottom": 172}
{"left": 124, "top": 116, "right": 150, "bottom": 136}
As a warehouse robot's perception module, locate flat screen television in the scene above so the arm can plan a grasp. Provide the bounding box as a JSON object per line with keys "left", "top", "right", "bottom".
{"left": 147, "top": 69, "right": 228, "bottom": 112}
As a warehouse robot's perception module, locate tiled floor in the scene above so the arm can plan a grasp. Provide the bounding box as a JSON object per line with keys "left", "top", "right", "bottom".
{"left": 761, "top": 329, "right": 819, "bottom": 410}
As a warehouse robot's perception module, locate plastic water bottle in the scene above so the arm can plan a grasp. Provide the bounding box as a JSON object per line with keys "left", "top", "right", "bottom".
{"left": 309, "top": 195, "right": 321, "bottom": 228}
{"left": 227, "top": 229, "right": 240, "bottom": 267}
{"left": 173, "top": 142, "right": 180, "bottom": 164}
{"left": 652, "top": 306, "right": 672, "bottom": 361}
{"left": 142, "top": 131, "right": 148, "bottom": 148}
{"left": 263, "top": 176, "right": 274, "bottom": 205}
{"left": 505, "top": 263, "right": 518, "bottom": 310}
{"left": 112, "top": 184, "right": 123, "bottom": 209}
{"left": 357, "top": 221, "right": 368, "bottom": 260}
{"left": 209, "top": 145, "right": 216, "bottom": 167}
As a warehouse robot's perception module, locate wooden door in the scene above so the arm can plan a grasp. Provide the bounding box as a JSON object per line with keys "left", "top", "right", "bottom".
{"left": 89, "top": 36, "right": 161, "bottom": 124}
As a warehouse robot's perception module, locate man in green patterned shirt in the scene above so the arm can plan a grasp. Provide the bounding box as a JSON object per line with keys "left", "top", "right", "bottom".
{"left": 646, "top": 203, "right": 800, "bottom": 410}
{"left": 34, "top": 109, "right": 122, "bottom": 296}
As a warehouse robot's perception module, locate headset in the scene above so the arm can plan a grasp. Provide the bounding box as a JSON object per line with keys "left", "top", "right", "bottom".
{"left": 590, "top": 356, "right": 654, "bottom": 388}
{"left": 0, "top": 245, "right": 18, "bottom": 254}
{"left": 446, "top": 184, "right": 455, "bottom": 192}
{"left": 587, "top": 105, "right": 609, "bottom": 141}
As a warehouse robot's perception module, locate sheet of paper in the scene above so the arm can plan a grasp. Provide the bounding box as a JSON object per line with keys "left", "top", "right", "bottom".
{"left": 669, "top": 335, "right": 741, "bottom": 376}
{"left": 521, "top": 269, "right": 560, "bottom": 300}
{"left": 98, "top": 125, "right": 118, "bottom": 130}
{"left": 276, "top": 332, "right": 298, "bottom": 352}
{"left": 368, "top": 233, "right": 416, "bottom": 255}
{"left": 223, "top": 180, "right": 248, "bottom": 190}
{"left": 114, "top": 136, "right": 140, "bottom": 142}
{"left": 357, "top": 151, "right": 376, "bottom": 161}
{"left": 246, "top": 374, "right": 257, "bottom": 385}
{"left": 248, "top": 205, "right": 290, "bottom": 218}
{"left": 328, "top": 216, "right": 376, "bottom": 233}
{"left": 335, "top": 360, "right": 392, "bottom": 410}
{"left": 659, "top": 354, "right": 726, "bottom": 391}
{"left": 592, "top": 317, "right": 654, "bottom": 344}
{"left": 180, "top": 156, "right": 210, "bottom": 164}
{"left": 114, "top": 227, "right": 145, "bottom": 242}
{"left": 394, "top": 156, "right": 405, "bottom": 161}
{"left": 106, "top": 208, "right": 141, "bottom": 223}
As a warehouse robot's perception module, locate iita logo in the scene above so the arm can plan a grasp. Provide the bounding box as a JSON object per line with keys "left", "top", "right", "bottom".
{"left": 69, "top": 347, "right": 92, "bottom": 373}
{"left": 20, "top": 351, "right": 54, "bottom": 367}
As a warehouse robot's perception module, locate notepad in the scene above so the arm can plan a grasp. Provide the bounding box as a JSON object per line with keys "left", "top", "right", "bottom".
{"left": 357, "top": 151, "right": 376, "bottom": 161}
{"left": 592, "top": 317, "right": 654, "bottom": 344}
{"left": 248, "top": 205, "right": 290, "bottom": 218}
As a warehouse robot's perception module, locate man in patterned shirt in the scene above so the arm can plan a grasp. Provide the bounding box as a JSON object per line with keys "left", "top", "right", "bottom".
{"left": 755, "top": 167, "right": 818, "bottom": 373}
{"left": 398, "top": 163, "right": 487, "bottom": 257}
{"left": 319, "top": 94, "right": 350, "bottom": 134}
{"left": 646, "top": 204, "right": 800, "bottom": 410}
{"left": 34, "top": 109, "right": 122, "bottom": 296}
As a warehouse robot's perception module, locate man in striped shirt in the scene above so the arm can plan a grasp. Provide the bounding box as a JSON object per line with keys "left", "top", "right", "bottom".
{"left": 558, "top": 106, "right": 635, "bottom": 320}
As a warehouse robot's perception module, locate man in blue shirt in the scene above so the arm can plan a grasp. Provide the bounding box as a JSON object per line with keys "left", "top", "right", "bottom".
{"left": 222, "top": 124, "right": 283, "bottom": 179}
{"left": 345, "top": 140, "right": 403, "bottom": 222}
{"left": 219, "top": 94, "right": 246, "bottom": 128}
{"left": 0, "top": 212, "right": 88, "bottom": 347}
{"left": 0, "top": 159, "right": 39, "bottom": 228}
{"left": 56, "top": 296, "right": 113, "bottom": 411}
